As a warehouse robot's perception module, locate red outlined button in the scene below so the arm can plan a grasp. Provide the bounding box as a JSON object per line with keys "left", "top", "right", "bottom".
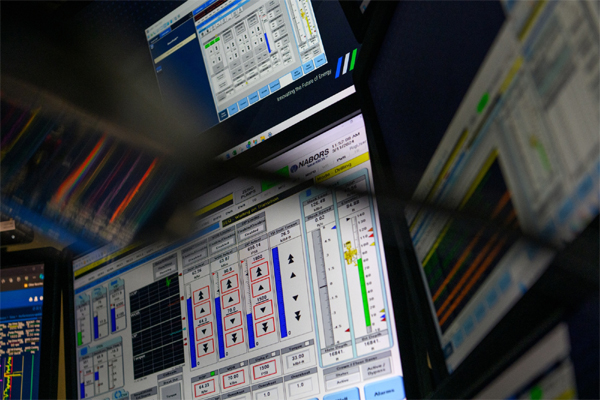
{"left": 252, "top": 359, "right": 278, "bottom": 380}
{"left": 255, "top": 316, "right": 276, "bottom": 337}
{"left": 196, "top": 322, "right": 213, "bottom": 341}
{"left": 193, "top": 377, "right": 216, "bottom": 398}
{"left": 194, "top": 301, "right": 212, "bottom": 320}
{"left": 224, "top": 311, "right": 243, "bottom": 331}
{"left": 221, "top": 289, "right": 241, "bottom": 309}
{"left": 249, "top": 262, "right": 269, "bottom": 282}
{"left": 225, "top": 327, "right": 245, "bottom": 348}
{"left": 193, "top": 286, "right": 210, "bottom": 305}
{"left": 251, "top": 278, "right": 271, "bottom": 298}
{"left": 220, "top": 274, "right": 239, "bottom": 293}
{"left": 222, "top": 368, "right": 246, "bottom": 389}
{"left": 253, "top": 299, "right": 274, "bottom": 320}
{"left": 196, "top": 338, "right": 215, "bottom": 358}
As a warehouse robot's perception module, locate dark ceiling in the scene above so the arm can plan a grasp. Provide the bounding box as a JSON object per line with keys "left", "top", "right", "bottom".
{"left": 1, "top": 1, "right": 193, "bottom": 151}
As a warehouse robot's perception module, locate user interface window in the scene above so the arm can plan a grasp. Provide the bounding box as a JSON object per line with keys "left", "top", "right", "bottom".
{"left": 0, "top": 264, "right": 45, "bottom": 400}
{"left": 147, "top": 0, "right": 328, "bottom": 122}
{"left": 71, "top": 114, "right": 405, "bottom": 400}
{"left": 196, "top": 0, "right": 326, "bottom": 119}
{"left": 406, "top": 0, "right": 599, "bottom": 372}
{"left": 145, "top": 0, "right": 359, "bottom": 157}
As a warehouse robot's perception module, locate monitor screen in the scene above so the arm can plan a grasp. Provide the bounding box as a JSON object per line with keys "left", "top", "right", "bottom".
{"left": 402, "top": 1, "right": 599, "bottom": 372}
{"left": 70, "top": 113, "right": 406, "bottom": 400}
{"left": 145, "top": 0, "right": 359, "bottom": 157}
{"left": 0, "top": 264, "right": 45, "bottom": 400}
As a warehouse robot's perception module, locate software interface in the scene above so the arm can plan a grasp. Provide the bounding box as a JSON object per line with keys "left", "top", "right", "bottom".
{"left": 405, "top": 0, "right": 599, "bottom": 372}
{"left": 145, "top": 0, "right": 359, "bottom": 157}
{"left": 71, "top": 114, "right": 404, "bottom": 400}
{"left": 0, "top": 264, "right": 44, "bottom": 400}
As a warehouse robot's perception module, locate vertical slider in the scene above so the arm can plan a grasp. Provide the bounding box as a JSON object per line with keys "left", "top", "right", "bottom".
{"left": 187, "top": 298, "right": 197, "bottom": 368}
{"left": 272, "top": 247, "right": 288, "bottom": 338}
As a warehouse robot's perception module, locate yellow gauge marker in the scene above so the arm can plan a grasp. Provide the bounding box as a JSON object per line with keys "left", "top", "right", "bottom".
{"left": 300, "top": 10, "right": 311, "bottom": 35}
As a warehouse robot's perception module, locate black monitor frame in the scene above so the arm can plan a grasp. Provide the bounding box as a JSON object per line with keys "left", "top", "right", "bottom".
{"left": 62, "top": 244, "right": 89, "bottom": 399}
{"left": 174, "top": 93, "right": 365, "bottom": 204}
{"left": 0, "top": 247, "right": 62, "bottom": 400}
{"left": 351, "top": 2, "right": 449, "bottom": 396}
{"left": 338, "top": 0, "right": 379, "bottom": 44}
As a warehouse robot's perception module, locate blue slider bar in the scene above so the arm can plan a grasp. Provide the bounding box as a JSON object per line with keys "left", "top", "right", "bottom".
{"left": 272, "top": 248, "right": 288, "bottom": 338}
{"left": 264, "top": 33, "right": 271, "bottom": 53}
{"left": 187, "top": 298, "right": 197, "bottom": 368}
{"left": 247, "top": 314, "right": 255, "bottom": 348}
{"left": 80, "top": 383, "right": 85, "bottom": 399}
{"left": 93, "top": 316, "right": 99, "bottom": 339}
{"left": 111, "top": 308, "right": 116, "bottom": 332}
{"left": 215, "top": 297, "right": 225, "bottom": 358}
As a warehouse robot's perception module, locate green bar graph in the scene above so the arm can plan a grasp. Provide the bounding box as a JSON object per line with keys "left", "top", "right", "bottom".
{"left": 30, "top": 354, "right": 34, "bottom": 400}
{"left": 357, "top": 258, "right": 371, "bottom": 327}
{"left": 77, "top": 332, "right": 83, "bottom": 346}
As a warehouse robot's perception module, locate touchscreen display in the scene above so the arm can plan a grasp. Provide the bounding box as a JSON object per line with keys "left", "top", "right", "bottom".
{"left": 71, "top": 114, "right": 405, "bottom": 400}
{"left": 145, "top": 0, "right": 359, "bottom": 156}
{"left": 405, "top": 1, "right": 599, "bottom": 372}
{"left": 0, "top": 264, "right": 45, "bottom": 400}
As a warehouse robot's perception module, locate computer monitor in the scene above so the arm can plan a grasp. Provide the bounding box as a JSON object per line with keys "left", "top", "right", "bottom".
{"left": 145, "top": 0, "right": 360, "bottom": 157}
{"left": 362, "top": 0, "right": 599, "bottom": 373}
{"left": 0, "top": 248, "right": 61, "bottom": 400}
{"left": 65, "top": 112, "right": 407, "bottom": 400}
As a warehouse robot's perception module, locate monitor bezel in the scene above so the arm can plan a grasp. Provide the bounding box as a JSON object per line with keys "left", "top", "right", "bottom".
{"left": 169, "top": 93, "right": 364, "bottom": 205}
{"left": 63, "top": 244, "right": 95, "bottom": 399}
{"left": 0, "top": 247, "right": 62, "bottom": 400}
{"left": 351, "top": 1, "right": 450, "bottom": 395}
